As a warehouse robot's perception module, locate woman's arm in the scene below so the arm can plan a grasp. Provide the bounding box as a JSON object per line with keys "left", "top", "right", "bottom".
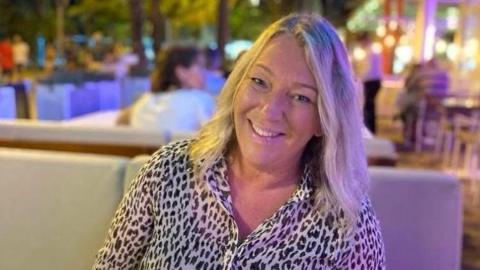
{"left": 116, "top": 106, "right": 132, "bottom": 126}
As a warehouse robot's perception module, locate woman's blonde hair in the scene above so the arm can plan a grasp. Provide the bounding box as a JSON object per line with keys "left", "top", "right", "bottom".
{"left": 190, "top": 13, "right": 368, "bottom": 225}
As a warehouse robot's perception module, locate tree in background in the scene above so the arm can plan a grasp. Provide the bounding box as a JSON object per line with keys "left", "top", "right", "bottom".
{"left": 128, "top": 0, "right": 146, "bottom": 68}
{"left": 150, "top": 0, "right": 165, "bottom": 55}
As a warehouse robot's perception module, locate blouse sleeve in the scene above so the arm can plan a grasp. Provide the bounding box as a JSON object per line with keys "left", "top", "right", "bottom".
{"left": 335, "top": 199, "right": 386, "bottom": 270}
{"left": 92, "top": 151, "right": 164, "bottom": 270}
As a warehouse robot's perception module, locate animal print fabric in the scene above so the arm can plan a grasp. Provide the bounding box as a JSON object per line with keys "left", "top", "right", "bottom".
{"left": 93, "top": 140, "right": 385, "bottom": 269}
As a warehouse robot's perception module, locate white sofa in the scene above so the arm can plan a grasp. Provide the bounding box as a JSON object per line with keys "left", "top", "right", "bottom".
{"left": 0, "top": 148, "right": 128, "bottom": 270}
{"left": 0, "top": 148, "right": 461, "bottom": 270}
{"left": 369, "top": 167, "right": 462, "bottom": 270}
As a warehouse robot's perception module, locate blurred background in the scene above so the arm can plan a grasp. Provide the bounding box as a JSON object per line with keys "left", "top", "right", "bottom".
{"left": 1, "top": 1, "right": 480, "bottom": 269}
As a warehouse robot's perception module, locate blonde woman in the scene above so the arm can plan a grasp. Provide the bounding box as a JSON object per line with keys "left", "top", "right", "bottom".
{"left": 94, "top": 14, "right": 385, "bottom": 269}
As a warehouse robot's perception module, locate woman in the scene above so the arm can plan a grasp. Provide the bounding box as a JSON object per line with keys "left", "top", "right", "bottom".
{"left": 94, "top": 14, "right": 385, "bottom": 269}
{"left": 117, "top": 46, "right": 215, "bottom": 133}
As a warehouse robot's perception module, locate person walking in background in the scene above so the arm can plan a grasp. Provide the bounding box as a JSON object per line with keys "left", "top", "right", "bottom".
{"left": 116, "top": 45, "right": 215, "bottom": 133}
{"left": 96, "top": 14, "right": 385, "bottom": 269}
{"left": 353, "top": 32, "right": 383, "bottom": 134}
{"left": 0, "top": 36, "right": 14, "bottom": 82}
{"left": 43, "top": 42, "right": 56, "bottom": 74}
{"left": 12, "top": 34, "right": 29, "bottom": 77}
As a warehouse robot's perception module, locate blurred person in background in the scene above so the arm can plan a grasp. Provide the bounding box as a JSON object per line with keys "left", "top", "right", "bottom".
{"left": 0, "top": 36, "right": 14, "bottom": 82}
{"left": 116, "top": 45, "right": 215, "bottom": 133}
{"left": 396, "top": 59, "right": 449, "bottom": 146}
{"left": 12, "top": 34, "right": 29, "bottom": 77}
{"left": 96, "top": 14, "right": 384, "bottom": 269}
{"left": 203, "top": 47, "right": 226, "bottom": 95}
{"left": 43, "top": 43, "right": 56, "bottom": 74}
{"left": 352, "top": 32, "right": 383, "bottom": 134}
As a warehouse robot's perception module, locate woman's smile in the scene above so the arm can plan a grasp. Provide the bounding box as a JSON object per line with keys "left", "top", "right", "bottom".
{"left": 249, "top": 119, "right": 284, "bottom": 140}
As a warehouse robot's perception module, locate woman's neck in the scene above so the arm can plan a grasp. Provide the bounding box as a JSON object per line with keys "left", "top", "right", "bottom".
{"left": 228, "top": 150, "right": 301, "bottom": 190}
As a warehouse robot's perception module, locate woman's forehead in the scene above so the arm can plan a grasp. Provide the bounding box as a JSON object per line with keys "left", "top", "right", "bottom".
{"left": 249, "top": 34, "right": 316, "bottom": 84}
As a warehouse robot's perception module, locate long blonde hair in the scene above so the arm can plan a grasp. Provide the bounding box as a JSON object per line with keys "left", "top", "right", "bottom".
{"left": 190, "top": 13, "right": 368, "bottom": 225}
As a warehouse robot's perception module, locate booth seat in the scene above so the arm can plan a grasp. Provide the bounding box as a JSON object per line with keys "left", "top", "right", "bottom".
{"left": 369, "top": 167, "right": 462, "bottom": 270}
{"left": 364, "top": 137, "right": 398, "bottom": 166}
{"left": 0, "top": 148, "right": 128, "bottom": 270}
{"left": 0, "top": 86, "right": 16, "bottom": 119}
{"left": 35, "top": 77, "right": 148, "bottom": 120}
{"left": 0, "top": 147, "right": 461, "bottom": 270}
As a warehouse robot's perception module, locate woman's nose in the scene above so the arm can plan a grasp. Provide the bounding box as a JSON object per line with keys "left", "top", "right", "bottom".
{"left": 259, "top": 89, "right": 286, "bottom": 120}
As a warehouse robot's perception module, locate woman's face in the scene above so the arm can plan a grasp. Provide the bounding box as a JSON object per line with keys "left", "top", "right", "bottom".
{"left": 177, "top": 54, "right": 206, "bottom": 89}
{"left": 233, "top": 34, "right": 322, "bottom": 170}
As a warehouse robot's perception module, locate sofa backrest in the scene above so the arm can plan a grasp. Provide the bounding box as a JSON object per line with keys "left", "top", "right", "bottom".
{"left": 0, "top": 120, "right": 168, "bottom": 156}
{"left": 368, "top": 167, "right": 462, "bottom": 270}
{"left": 364, "top": 137, "right": 398, "bottom": 166}
{"left": 0, "top": 148, "right": 127, "bottom": 270}
{"left": 123, "top": 154, "right": 151, "bottom": 193}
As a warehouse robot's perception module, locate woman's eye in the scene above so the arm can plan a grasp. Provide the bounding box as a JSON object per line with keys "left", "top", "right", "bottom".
{"left": 250, "top": 77, "right": 267, "bottom": 88}
{"left": 293, "top": 94, "right": 312, "bottom": 104}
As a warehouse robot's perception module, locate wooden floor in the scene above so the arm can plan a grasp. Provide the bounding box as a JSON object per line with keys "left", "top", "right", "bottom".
{"left": 377, "top": 118, "right": 480, "bottom": 270}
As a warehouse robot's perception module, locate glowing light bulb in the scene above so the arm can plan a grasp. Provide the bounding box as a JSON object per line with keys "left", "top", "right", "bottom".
{"left": 353, "top": 47, "right": 366, "bottom": 60}
{"left": 385, "top": 35, "right": 396, "bottom": 47}
{"left": 376, "top": 25, "right": 386, "bottom": 37}
{"left": 371, "top": 42, "right": 383, "bottom": 54}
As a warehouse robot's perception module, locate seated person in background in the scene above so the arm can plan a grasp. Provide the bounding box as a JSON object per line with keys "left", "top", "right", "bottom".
{"left": 397, "top": 59, "right": 449, "bottom": 145}
{"left": 203, "top": 47, "right": 226, "bottom": 95}
{"left": 116, "top": 46, "right": 215, "bottom": 133}
{"left": 96, "top": 13, "right": 385, "bottom": 269}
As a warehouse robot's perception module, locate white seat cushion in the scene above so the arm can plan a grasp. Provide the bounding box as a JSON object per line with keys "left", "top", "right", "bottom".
{"left": 0, "top": 148, "right": 127, "bottom": 270}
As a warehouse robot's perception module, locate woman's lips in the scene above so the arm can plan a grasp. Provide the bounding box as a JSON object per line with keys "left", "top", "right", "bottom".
{"left": 249, "top": 120, "right": 284, "bottom": 138}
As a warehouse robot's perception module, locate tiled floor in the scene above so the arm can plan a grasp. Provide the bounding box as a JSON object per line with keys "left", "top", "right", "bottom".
{"left": 377, "top": 118, "right": 480, "bottom": 270}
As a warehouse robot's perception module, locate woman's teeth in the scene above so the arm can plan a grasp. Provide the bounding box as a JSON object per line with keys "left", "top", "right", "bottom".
{"left": 251, "top": 123, "right": 280, "bottom": 137}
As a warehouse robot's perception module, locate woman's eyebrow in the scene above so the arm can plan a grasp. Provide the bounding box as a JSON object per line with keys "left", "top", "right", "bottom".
{"left": 294, "top": 82, "right": 318, "bottom": 93}
{"left": 252, "top": 63, "right": 273, "bottom": 75}
{"left": 253, "top": 62, "right": 317, "bottom": 93}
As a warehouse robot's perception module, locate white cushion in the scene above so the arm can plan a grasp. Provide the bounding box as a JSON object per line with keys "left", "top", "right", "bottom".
{"left": 368, "top": 167, "right": 462, "bottom": 270}
{"left": 364, "top": 137, "right": 398, "bottom": 160}
{"left": 0, "top": 148, "right": 128, "bottom": 270}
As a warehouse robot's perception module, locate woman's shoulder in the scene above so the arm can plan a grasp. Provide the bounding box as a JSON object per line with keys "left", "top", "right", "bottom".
{"left": 356, "top": 197, "right": 381, "bottom": 230}
{"left": 349, "top": 197, "right": 385, "bottom": 255}
{"left": 178, "top": 88, "right": 214, "bottom": 99}
{"left": 149, "top": 139, "right": 194, "bottom": 164}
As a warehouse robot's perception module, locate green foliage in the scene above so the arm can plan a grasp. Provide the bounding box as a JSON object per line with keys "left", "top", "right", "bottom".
{"left": 67, "top": 0, "right": 130, "bottom": 39}
{"left": 0, "top": 0, "right": 56, "bottom": 43}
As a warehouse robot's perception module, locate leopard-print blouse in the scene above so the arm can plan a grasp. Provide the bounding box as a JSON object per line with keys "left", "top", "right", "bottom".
{"left": 93, "top": 140, "right": 385, "bottom": 269}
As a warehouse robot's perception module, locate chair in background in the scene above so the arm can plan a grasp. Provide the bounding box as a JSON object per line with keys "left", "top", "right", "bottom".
{"left": 0, "top": 86, "right": 16, "bottom": 119}
{"left": 434, "top": 111, "right": 455, "bottom": 168}
{"left": 449, "top": 112, "right": 480, "bottom": 204}
{"left": 450, "top": 113, "right": 480, "bottom": 176}
{"left": 415, "top": 96, "right": 445, "bottom": 152}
